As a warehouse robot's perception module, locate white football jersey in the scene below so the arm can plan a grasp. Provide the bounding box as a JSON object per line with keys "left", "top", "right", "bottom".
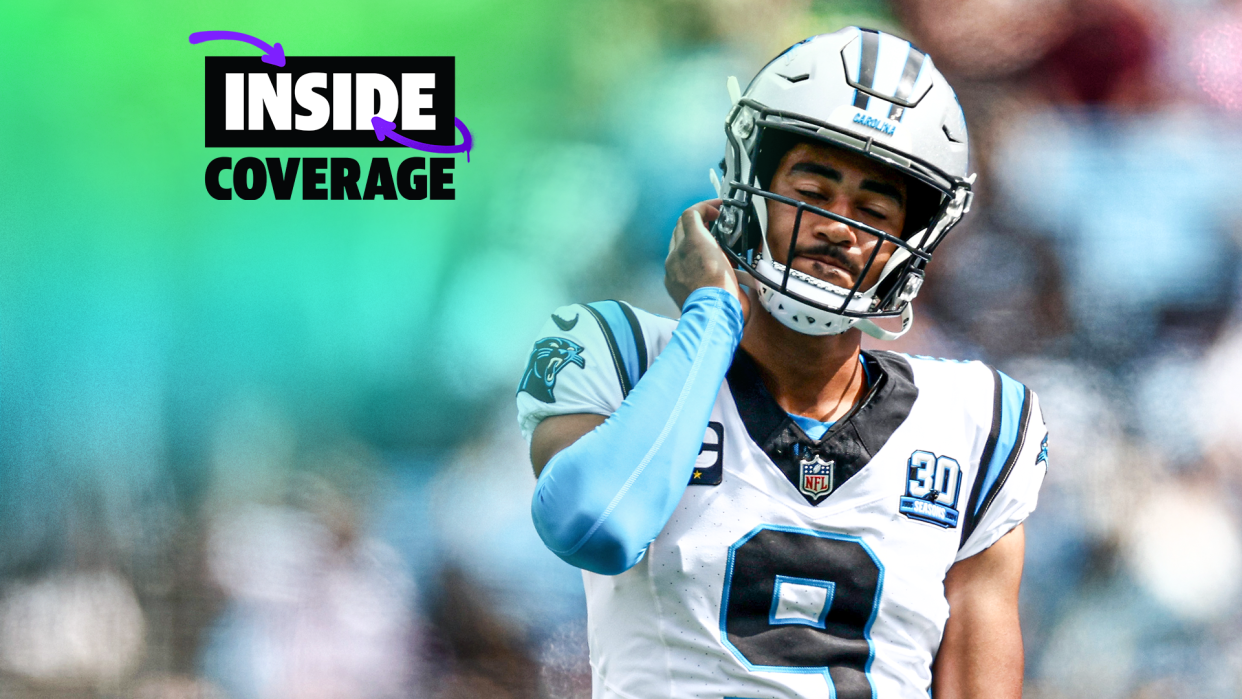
{"left": 517, "top": 300, "right": 1048, "bottom": 699}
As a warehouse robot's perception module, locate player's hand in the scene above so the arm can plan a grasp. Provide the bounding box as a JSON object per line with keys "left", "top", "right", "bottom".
{"left": 664, "top": 199, "right": 750, "bottom": 321}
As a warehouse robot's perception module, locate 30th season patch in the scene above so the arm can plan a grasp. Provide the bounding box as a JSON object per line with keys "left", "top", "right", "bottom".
{"left": 518, "top": 337, "right": 585, "bottom": 403}
{"left": 899, "top": 450, "right": 962, "bottom": 528}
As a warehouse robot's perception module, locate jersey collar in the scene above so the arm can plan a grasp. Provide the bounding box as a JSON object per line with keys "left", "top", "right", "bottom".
{"left": 726, "top": 349, "right": 919, "bottom": 505}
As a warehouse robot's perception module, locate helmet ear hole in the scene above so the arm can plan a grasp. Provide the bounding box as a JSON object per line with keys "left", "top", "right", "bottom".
{"left": 753, "top": 128, "right": 800, "bottom": 193}
{"left": 743, "top": 199, "right": 764, "bottom": 256}
{"left": 902, "top": 179, "right": 942, "bottom": 238}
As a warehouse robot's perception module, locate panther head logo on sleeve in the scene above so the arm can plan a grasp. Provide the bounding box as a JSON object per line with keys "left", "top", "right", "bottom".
{"left": 519, "top": 337, "right": 586, "bottom": 403}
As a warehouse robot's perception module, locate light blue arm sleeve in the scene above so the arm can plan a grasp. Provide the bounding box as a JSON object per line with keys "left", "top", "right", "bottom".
{"left": 530, "top": 287, "right": 744, "bottom": 575}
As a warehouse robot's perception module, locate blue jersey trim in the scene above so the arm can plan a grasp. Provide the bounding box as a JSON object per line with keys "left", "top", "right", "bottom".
{"left": 960, "top": 368, "right": 1032, "bottom": 548}
{"left": 615, "top": 300, "right": 648, "bottom": 383}
{"left": 789, "top": 413, "right": 834, "bottom": 440}
{"left": 588, "top": 300, "right": 642, "bottom": 392}
{"left": 973, "top": 371, "right": 1026, "bottom": 516}
{"left": 786, "top": 355, "right": 868, "bottom": 441}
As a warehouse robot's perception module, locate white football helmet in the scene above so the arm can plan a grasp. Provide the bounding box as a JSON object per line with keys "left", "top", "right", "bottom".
{"left": 710, "top": 27, "right": 975, "bottom": 339}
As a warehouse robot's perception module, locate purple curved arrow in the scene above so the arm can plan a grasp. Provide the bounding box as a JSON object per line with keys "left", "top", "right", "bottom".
{"left": 188, "top": 31, "right": 285, "bottom": 67}
{"left": 372, "top": 117, "right": 474, "bottom": 163}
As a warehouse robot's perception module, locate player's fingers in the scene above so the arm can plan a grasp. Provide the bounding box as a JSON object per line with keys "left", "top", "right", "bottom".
{"left": 673, "top": 209, "right": 699, "bottom": 253}
{"left": 683, "top": 200, "right": 722, "bottom": 234}
{"left": 693, "top": 210, "right": 745, "bottom": 301}
{"left": 690, "top": 209, "right": 719, "bottom": 245}
{"left": 669, "top": 217, "right": 686, "bottom": 255}
{"left": 690, "top": 210, "right": 731, "bottom": 266}
{"left": 695, "top": 199, "right": 723, "bottom": 231}
{"left": 671, "top": 199, "right": 724, "bottom": 255}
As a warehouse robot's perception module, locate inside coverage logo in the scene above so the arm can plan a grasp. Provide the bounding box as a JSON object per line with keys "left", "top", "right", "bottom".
{"left": 191, "top": 31, "right": 472, "bottom": 201}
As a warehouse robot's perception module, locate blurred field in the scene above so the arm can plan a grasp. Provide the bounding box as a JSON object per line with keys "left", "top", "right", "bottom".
{"left": 1, "top": 0, "right": 1241, "bottom": 697}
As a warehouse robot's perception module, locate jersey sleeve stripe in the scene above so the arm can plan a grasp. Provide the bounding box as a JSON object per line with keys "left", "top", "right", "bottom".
{"left": 616, "top": 300, "right": 649, "bottom": 382}
{"left": 975, "top": 372, "right": 1029, "bottom": 517}
{"left": 960, "top": 369, "right": 1031, "bottom": 547}
{"left": 974, "top": 382, "right": 1032, "bottom": 521}
{"left": 584, "top": 302, "right": 635, "bottom": 397}
{"left": 591, "top": 300, "right": 644, "bottom": 391}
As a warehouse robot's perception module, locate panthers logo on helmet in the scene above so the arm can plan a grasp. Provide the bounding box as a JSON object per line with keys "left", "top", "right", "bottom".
{"left": 519, "top": 337, "right": 586, "bottom": 403}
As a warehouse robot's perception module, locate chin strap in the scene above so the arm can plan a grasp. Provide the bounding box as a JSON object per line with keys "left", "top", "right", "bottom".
{"left": 734, "top": 268, "right": 757, "bottom": 292}
{"left": 735, "top": 264, "right": 911, "bottom": 340}
{"left": 855, "top": 303, "right": 914, "bottom": 341}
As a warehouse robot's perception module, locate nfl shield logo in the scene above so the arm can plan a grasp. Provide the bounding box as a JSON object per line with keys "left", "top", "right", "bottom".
{"left": 799, "top": 455, "right": 835, "bottom": 500}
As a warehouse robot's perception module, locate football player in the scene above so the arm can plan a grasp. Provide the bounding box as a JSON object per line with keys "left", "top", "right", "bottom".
{"left": 516, "top": 27, "right": 1047, "bottom": 699}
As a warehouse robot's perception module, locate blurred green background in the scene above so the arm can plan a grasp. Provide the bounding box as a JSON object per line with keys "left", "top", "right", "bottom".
{"left": 0, "top": 0, "right": 573, "bottom": 460}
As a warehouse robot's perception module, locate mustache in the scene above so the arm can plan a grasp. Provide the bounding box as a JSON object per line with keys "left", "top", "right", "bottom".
{"left": 790, "top": 243, "right": 861, "bottom": 276}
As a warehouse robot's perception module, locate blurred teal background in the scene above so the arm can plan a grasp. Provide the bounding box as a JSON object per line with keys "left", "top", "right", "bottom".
{"left": 0, "top": 2, "right": 605, "bottom": 695}
{"left": 3, "top": 1, "right": 1242, "bottom": 698}
{"left": 0, "top": 0, "right": 573, "bottom": 455}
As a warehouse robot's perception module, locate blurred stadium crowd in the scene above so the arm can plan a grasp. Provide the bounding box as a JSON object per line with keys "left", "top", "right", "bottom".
{"left": 3, "top": 0, "right": 1242, "bottom": 697}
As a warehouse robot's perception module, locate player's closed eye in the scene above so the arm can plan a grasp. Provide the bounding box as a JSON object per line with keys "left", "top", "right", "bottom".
{"left": 795, "top": 189, "right": 887, "bottom": 222}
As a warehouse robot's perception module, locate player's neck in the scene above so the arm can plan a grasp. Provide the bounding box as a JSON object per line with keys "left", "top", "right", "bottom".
{"left": 739, "top": 306, "right": 867, "bottom": 424}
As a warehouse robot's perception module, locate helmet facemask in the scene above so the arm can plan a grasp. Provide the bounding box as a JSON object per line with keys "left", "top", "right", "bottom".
{"left": 708, "top": 32, "right": 975, "bottom": 340}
